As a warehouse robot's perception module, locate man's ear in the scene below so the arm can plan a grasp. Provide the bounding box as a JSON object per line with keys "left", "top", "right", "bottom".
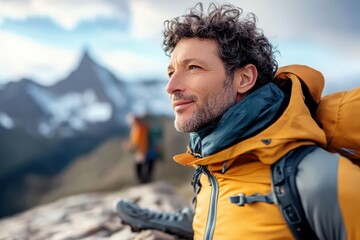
{"left": 233, "top": 64, "right": 258, "bottom": 95}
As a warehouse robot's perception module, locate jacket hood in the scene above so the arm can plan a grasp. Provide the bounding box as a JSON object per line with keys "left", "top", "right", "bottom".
{"left": 276, "top": 65, "right": 324, "bottom": 104}
{"left": 174, "top": 65, "right": 327, "bottom": 170}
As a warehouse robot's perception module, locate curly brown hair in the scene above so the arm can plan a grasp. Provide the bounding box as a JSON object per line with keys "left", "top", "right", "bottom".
{"left": 163, "top": 2, "right": 278, "bottom": 90}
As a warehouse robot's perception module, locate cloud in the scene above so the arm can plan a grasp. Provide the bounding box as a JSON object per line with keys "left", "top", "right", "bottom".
{"left": 0, "top": 0, "right": 128, "bottom": 30}
{"left": 277, "top": 40, "right": 360, "bottom": 80}
{"left": 96, "top": 49, "right": 168, "bottom": 81}
{"left": 128, "top": 0, "right": 198, "bottom": 39}
{"left": 128, "top": 0, "right": 360, "bottom": 54}
{"left": 0, "top": 31, "right": 79, "bottom": 85}
{"left": 0, "top": 0, "right": 359, "bottom": 88}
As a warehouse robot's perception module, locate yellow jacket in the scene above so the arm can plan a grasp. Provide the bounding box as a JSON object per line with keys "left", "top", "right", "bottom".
{"left": 174, "top": 65, "right": 360, "bottom": 239}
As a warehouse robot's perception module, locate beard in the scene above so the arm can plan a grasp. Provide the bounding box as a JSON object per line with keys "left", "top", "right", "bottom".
{"left": 173, "top": 78, "right": 237, "bottom": 132}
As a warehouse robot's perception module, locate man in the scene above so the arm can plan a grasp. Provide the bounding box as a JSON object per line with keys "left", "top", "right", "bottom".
{"left": 117, "top": 3, "right": 360, "bottom": 239}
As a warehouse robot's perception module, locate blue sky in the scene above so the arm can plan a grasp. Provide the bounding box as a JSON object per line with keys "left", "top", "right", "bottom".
{"left": 0, "top": 0, "right": 359, "bottom": 94}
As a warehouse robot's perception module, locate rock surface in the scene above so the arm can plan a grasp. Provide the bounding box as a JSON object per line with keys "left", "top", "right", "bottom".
{"left": 0, "top": 181, "right": 192, "bottom": 240}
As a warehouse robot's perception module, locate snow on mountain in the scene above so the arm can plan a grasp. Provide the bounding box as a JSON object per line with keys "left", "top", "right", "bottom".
{"left": 0, "top": 112, "right": 14, "bottom": 129}
{"left": 27, "top": 84, "right": 112, "bottom": 137}
{"left": 125, "top": 80, "right": 173, "bottom": 117}
{"left": 0, "top": 50, "right": 172, "bottom": 138}
{"left": 0, "top": 78, "right": 46, "bottom": 134}
{"left": 94, "top": 65, "right": 127, "bottom": 110}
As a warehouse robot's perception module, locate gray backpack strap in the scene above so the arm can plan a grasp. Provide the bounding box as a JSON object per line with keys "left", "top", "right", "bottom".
{"left": 229, "top": 192, "right": 274, "bottom": 206}
{"left": 271, "top": 145, "right": 319, "bottom": 240}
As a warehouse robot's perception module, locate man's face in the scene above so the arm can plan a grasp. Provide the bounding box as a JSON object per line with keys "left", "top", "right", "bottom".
{"left": 166, "top": 38, "right": 237, "bottom": 132}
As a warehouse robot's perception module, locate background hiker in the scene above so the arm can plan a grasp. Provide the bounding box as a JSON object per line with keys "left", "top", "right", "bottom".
{"left": 124, "top": 113, "right": 158, "bottom": 184}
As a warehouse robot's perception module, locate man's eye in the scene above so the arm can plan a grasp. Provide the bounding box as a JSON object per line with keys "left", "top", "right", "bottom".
{"left": 168, "top": 71, "right": 174, "bottom": 78}
{"left": 189, "top": 65, "right": 200, "bottom": 70}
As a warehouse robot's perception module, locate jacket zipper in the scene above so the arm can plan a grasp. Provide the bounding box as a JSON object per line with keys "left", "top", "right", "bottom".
{"left": 202, "top": 167, "right": 219, "bottom": 240}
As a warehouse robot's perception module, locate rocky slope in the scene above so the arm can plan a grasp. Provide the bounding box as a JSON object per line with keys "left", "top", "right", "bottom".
{"left": 0, "top": 181, "right": 192, "bottom": 240}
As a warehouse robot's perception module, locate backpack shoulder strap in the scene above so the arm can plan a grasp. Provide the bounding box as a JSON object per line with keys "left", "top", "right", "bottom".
{"left": 271, "top": 145, "right": 319, "bottom": 240}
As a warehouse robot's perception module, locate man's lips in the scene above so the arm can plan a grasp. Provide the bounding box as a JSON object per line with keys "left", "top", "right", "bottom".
{"left": 172, "top": 100, "right": 194, "bottom": 110}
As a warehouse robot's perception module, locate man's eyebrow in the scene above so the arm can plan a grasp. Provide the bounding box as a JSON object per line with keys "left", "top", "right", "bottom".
{"left": 167, "top": 58, "right": 207, "bottom": 71}
{"left": 182, "top": 58, "right": 207, "bottom": 65}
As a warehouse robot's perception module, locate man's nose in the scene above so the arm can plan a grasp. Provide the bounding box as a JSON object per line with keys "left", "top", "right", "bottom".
{"left": 166, "top": 71, "right": 185, "bottom": 94}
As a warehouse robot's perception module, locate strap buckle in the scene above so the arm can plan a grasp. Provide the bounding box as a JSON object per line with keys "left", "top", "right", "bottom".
{"left": 229, "top": 192, "right": 274, "bottom": 206}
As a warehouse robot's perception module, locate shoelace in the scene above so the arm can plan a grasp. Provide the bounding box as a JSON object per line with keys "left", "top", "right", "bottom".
{"left": 133, "top": 206, "right": 188, "bottom": 222}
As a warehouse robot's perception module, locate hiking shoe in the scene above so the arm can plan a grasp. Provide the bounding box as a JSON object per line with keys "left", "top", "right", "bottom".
{"left": 115, "top": 199, "right": 194, "bottom": 239}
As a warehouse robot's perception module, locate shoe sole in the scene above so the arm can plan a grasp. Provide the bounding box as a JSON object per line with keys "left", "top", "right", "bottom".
{"left": 116, "top": 201, "right": 192, "bottom": 239}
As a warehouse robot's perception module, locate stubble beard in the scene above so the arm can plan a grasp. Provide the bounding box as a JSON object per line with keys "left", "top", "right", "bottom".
{"left": 174, "top": 78, "right": 237, "bottom": 132}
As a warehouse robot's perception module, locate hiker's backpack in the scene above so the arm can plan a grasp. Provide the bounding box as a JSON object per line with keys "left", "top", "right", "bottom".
{"left": 230, "top": 86, "right": 360, "bottom": 240}
{"left": 143, "top": 115, "right": 164, "bottom": 161}
{"left": 273, "top": 86, "right": 360, "bottom": 239}
{"left": 315, "top": 87, "right": 360, "bottom": 162}
{"left": 270, "top": 145, "right": 319, "bottom": 239}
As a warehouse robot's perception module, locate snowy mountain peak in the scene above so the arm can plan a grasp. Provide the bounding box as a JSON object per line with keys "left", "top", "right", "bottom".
{"left": 77, "top": 49, "right": 97, "bottom": 71}
{"left": 0, "top": 48, "right": 171, "bottom": 138}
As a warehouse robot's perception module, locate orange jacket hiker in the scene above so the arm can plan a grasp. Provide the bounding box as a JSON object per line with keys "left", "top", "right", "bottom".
{"left": 129, "top": 115, "right": 149, "bottom": 163}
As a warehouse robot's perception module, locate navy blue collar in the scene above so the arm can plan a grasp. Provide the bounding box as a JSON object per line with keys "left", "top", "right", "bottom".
{"left": 189, "top": 83, "right": 287, "bottom": 157}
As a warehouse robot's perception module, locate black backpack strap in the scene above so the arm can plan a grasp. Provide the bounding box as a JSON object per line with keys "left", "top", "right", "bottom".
{"left": 271, "top": 145, "right": 319, "bottom": 240}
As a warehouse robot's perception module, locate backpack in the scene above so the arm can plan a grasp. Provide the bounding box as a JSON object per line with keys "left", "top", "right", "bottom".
{"left": 315, "top": 87, "right": 360, "bottom": 162}
{"left": 272, "top": 79, "right": 360, "bottom": 239}
{"left": 270, "top": 145, "right": 319, "bottom": 239}
{"left": 230, "top": 86, "right": 360, "bottom": 240}
{"left": 143, "top": 115, "right": 164, "bottom": 161}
